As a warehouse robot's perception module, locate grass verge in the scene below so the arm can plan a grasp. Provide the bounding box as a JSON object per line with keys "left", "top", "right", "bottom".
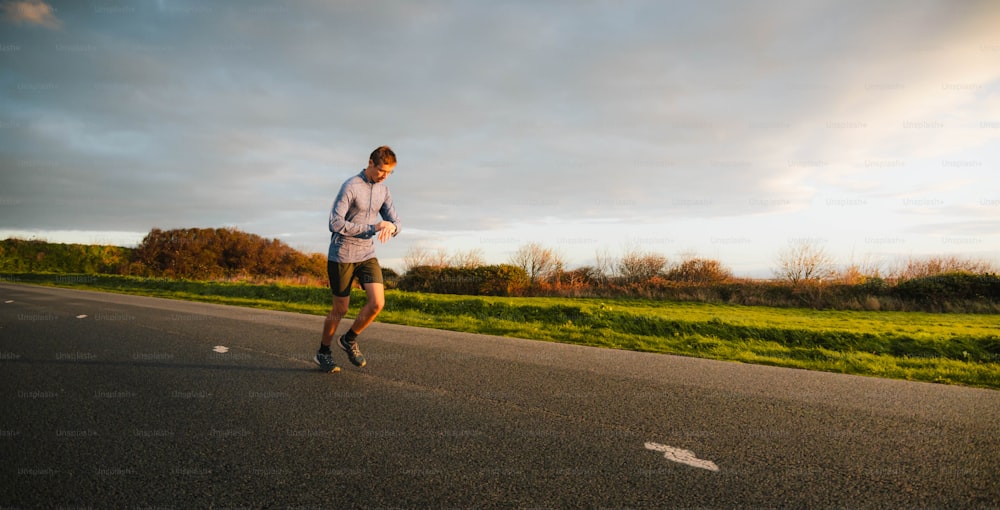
{"left": 4, "top": 273, "right": 999, "bottom": 389}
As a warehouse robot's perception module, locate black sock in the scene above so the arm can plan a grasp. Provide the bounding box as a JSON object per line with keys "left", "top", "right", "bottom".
{"left": 318, "top": 344, "right": 331, "bottom": 354}
{"left": 344, "top": 329, "right": 358, "bottom": 342}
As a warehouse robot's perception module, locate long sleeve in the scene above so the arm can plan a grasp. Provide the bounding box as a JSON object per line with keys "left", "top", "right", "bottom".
{"left": 380, "top": 189, "right": 401, "bottom": 237}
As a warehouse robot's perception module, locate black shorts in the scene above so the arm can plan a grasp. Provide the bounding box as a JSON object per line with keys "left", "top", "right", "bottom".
{"left": 328, "top": 258, "right": 383, "bottom": 297}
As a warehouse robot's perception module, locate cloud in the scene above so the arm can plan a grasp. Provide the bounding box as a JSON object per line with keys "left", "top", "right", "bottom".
{"left": 1, "top": 0, "right": 998, "bottom": 270}
{"left": 2, "top": 0, "right": 60, "bottom": 29}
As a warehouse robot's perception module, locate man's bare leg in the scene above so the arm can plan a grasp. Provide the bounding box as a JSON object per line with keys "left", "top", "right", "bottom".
{"left": 337, "top": 283, "right": 385, "bottom": 367}
{"left": 321, "top": 295, "right": 351, "bottom": 347}
{"left": 314, "top": 295, "right": 350, "bottom": 372}
{"left": 348, "top": 283, "right": 386, "bottom": 336}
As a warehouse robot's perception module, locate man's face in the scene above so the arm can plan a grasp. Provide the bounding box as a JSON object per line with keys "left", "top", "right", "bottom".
{"left": 366, "top": 161, "right": 395, "bottom": 183}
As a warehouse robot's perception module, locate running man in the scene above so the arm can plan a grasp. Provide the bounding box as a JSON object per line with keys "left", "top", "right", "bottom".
{"left": 315, "top": 145, "right": 401, "bottom": 373}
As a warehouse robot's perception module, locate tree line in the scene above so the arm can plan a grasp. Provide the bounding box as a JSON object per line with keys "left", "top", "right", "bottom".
{"left": 3, "top": 229, "right": 998, "bottom": 312}
{"left": 398, "top": 241, "right": 1000, "bottom": 312}
{"left": 1, "top": 228, "right": 328, "bottom": 282}
{"left": 0, "top": 239, "right": 131, "bottom": 275}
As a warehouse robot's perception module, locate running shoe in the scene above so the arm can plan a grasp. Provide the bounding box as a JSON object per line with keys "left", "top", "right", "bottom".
{"left": 339, "top": 334, "right": 367, "bottom": 367}
{"left": 313, "top": 351, "right": 341, "bottom": 373}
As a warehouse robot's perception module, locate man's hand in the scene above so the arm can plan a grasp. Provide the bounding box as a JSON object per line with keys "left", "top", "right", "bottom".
{"left": 376, "top": 221, "right": 397, "bottom": 243}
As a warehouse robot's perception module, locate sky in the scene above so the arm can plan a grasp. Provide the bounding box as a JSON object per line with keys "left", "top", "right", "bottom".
{"left": 1, "top": 0, "right": 998, "bottom": 277}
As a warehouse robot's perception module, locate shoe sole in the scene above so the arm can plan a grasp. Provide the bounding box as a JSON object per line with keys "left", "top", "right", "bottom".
{"left": 313, "top": 355, "right": 341, "bottom": 373}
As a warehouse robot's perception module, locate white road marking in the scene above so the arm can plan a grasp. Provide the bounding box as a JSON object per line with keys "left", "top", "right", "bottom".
{"left": 212, "top": 345, "right": 229, "bottom": 353}
{"left": 76, "top": 314, "right": 87, "bottom": 319}
{"left": 645, "top": 442, "right": 720, "bottom": 472}
{"left": 4, "top": 300, "right": 13, "bottom": 304}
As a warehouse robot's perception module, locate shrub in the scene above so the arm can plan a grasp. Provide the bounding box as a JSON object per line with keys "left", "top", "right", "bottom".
{"left": 132, "top": 227, "right": 321, "bottom": 280}
{"left": 474, "top": 264, "right": 530, "bottom": 296}
{"left": 397, "top": 264, "right": 528, "bottom": 296}
{"left": 892, "top": 256, "right": 996, "bottom": 279}
{"left": 0, "top": 239, "right": 131, "bottom": 274}
{"left": 892, "top": 272, "right": 1000, "bottom": 306}
{"left": 618, "top": 249, "right": 667, "bottom": 284}
{"left": 396, "top": 265, "right": 439, "bottom": 293}
{"left": 664, "top": 258, "right": 733, "bottom": 284}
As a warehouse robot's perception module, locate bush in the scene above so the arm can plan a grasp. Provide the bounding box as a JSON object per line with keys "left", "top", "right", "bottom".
{"left": 132, "top": 227, "right": 323, "bottom": 280}
{"left": 398, "top": 264, "right": 528, "bottom": 296}
{"left": 381, "top": 266, "right": 400, "bottom": 289}
{"left": 892, "top": 273, "right": 1000, "bottom": 306}
{"left": 664, "top": 258, "right": 733, "bottom": 284}
{"left": 0, "top": 239, "right": 131, "bottom": 274}
{"left": 396, "top": 265, "right": 438, "bottom": 293}
{"left": 892, "top": 256, "right": 995, "bottom": 279}
{"left": 474, "top": 264, "right": 530, "bottom": 296}
{"left": 617, "top": 250, "right": 667, "bottom": 284}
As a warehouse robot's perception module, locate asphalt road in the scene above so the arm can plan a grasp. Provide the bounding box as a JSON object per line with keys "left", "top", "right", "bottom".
{"left": 1, "top": 283, "right": 998, "bottom": 509}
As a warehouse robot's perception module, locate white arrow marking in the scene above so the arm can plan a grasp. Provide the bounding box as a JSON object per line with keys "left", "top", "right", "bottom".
{"left": 212, "top": 345, "right": 229, "bottom": 354}
{"left": 645, "top": 442, "right": 719, "bottom": 472}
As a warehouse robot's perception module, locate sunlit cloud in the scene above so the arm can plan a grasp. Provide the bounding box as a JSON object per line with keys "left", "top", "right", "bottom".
{"left": 2, "top": 0, "right": 60, "bottom": 29}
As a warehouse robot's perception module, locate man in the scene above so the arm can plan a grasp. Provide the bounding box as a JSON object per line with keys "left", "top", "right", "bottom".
{"left": 315, "top": 145, "right": 401, "bottom": 373}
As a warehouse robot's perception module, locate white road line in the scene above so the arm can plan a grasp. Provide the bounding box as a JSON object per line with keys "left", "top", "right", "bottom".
{"left": 645, "top": 442, "right": 720, "bottom": 472}
{"left": 212, "top": 345, "right": 230, "bottom": 353}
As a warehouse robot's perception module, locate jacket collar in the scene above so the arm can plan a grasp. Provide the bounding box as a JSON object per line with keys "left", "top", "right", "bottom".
{"left": 359, "top": 169, "right": 374, "bottom": 184}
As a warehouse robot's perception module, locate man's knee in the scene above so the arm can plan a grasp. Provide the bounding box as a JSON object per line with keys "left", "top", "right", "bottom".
{"left": 328, "top": 298, "right": 350, "bottom": 319}
{"left": 362, "top": 281, "right": 385, "bottom": 314}
{"left": 367, "top": 298, "right": 385, "bottom": 314}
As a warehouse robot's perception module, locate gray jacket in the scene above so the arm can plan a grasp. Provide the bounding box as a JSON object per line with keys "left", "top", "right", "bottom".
{"left": 327, "top": 171, "right": 401, "bottom": 263}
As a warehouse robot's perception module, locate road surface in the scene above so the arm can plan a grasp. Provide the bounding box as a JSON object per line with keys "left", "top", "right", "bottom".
{"left": 1, "top": 283, "right": 997, "bottom": 508}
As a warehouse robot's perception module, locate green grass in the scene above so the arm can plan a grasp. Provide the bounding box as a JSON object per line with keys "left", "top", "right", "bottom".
{"left": 5, "top": 273, "right": 999, "bottom": 389}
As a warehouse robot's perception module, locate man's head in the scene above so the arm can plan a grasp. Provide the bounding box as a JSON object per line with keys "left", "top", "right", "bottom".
{"left": 365, "top": 145, "right": 396, "bottom": 183}
{"left": 370, "top": 145, "right": 396, "bottom": 167}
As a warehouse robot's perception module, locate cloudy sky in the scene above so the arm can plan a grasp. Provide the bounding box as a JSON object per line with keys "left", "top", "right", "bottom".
{"left": 1, "top": 0, "right": 998, "bottom": 276}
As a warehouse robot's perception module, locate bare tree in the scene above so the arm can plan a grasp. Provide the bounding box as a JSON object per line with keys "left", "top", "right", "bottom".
{"left": 429, "top": 248, "right": 451, "bottom": 268}
{"left": 840, "top": 252, "right": 886, "bottom": 284}
{"left": 618, "top": 244, "right": 667, "bottom": 283}
{"left": 403, "top": 245, "right": 451, "bottom": 270}
{"left": 774, "top": 240, "right": 837, "bottom": 284}
{"left": 509, "top": 242, "right": 560, "bottom": 285}
{"left": 594, "top": 247, "right": 616, "bottom": 283}
{"left": 889, "top": 255, "right": 996, "bottom": 280}
{"left": 450, "top": 248, "right": 485, "bottom": 269}
{"left": 402, "top": 245, "right": 430, "bottom": 272}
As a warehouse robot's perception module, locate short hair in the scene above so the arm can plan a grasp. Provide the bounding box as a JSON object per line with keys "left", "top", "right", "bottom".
{"left": 370, "top": 145, "right": 396, "bottom": 166}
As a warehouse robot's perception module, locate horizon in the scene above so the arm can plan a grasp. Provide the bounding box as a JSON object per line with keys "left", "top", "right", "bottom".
{"left": 1, "top": 227, "right": 994, "bottom": 281}
{"left": 1, "top": 1, "right": 998, "bottom": 278}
